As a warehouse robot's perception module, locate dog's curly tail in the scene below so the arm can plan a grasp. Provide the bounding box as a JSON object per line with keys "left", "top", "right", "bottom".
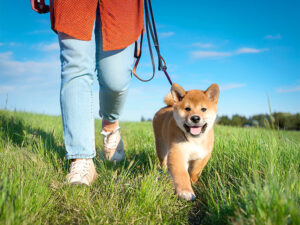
{"left": 164, "top": 93, "right": 174, "bottom": 106}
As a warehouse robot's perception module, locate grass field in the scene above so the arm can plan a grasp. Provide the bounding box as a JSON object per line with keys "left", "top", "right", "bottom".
{"left": 0, "top": 109, "right": 299, "bottom": 225}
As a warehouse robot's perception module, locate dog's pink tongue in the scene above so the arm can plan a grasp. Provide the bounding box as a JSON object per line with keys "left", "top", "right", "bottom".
{"left": 190, "top": 126, "right": 202, "bottom": 135}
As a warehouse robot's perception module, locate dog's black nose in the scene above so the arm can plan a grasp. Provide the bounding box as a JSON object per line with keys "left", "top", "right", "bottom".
{"left": 191, "top": 115, "right": 200, "bottom": 123}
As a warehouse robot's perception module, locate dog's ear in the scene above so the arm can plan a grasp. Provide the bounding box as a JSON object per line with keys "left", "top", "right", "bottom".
{"left": 171, "top": 83, "right": 186, "bottom": 103}
{"left": 205, "top": 84, "right": 219, "bottom": 103}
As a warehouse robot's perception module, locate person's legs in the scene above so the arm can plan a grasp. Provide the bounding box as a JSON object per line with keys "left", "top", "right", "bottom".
{"left": 97, "top": 43, "right": 134, "bottom": 129}
{"left": 96, "top": 44, "right": 135, "bottom": 127}
{"left": 95, "top": 12, "right": 135, "bottom": 161}
{"left": 59, "top": 31, "right": 98, "bottom": 185}
{"left": 58, "top": 31, "right": 96, "bottom": 160}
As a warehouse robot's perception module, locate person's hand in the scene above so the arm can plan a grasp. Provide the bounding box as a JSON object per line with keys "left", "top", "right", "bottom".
{"left": 30, "top": 0, "right": 49, "bottom": 14}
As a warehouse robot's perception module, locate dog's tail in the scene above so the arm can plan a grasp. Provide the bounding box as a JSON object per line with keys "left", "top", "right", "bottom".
{"left": 164, "top": 93, "right": 174, "bottom": 106}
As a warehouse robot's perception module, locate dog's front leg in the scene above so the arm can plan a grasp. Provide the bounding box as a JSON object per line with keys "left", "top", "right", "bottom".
{"left": 168, "top": 147, "right": 196, "bottom": 201}
{"left": 189, "top": 153, "right": 211, "bottom": 184}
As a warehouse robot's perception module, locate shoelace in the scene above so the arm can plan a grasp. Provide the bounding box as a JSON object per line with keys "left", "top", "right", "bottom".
{"left": 69, "top": 160, "right": 90, "bottom": 177}
{"left": 101, "top": 127, "right": 120, "bottom": 150}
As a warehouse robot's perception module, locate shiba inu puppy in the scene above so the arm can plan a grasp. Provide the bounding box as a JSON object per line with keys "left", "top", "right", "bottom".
{"left": 153, "top": 83, "right": 219, "bottom": 201}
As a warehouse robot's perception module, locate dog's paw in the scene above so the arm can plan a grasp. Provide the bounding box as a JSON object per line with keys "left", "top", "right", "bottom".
{"left": 178, "top": 191, "right": 196, "bottom": 201}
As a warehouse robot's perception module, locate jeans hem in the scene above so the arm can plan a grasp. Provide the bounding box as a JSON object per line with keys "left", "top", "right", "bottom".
{"left": 99, "top": 111, "right": 119, "bottom": 123}
{"left": 66, "top": 152, "right": 96, "bottom": 160}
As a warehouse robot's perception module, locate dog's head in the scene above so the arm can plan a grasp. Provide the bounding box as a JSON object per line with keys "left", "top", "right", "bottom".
{"left": 170, "top": 83, "right": 219, "bottom": 137}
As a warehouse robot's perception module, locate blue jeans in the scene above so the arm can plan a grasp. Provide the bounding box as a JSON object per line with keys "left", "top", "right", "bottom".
{"left": 58, "top": 13, "right": 135, "bottom": 160}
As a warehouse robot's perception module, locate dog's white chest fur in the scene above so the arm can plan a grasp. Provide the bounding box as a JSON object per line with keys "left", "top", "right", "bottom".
{"left": 177, "top": 141, "right": 209, "bottom": 161}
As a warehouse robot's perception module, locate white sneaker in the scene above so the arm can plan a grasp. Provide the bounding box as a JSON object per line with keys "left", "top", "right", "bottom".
{"left": 101, "top": 127, "right": 125, "bottom": 162}
{"left": 66, "top": 159, "right": 97, "bottom": 186}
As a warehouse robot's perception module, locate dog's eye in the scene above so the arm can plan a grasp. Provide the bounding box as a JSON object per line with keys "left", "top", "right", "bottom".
{"left": 185, "top": 107, "right": 191, "bottom": 111}
{"left": 201, "top": 108, "right": 207, "bottom": 112}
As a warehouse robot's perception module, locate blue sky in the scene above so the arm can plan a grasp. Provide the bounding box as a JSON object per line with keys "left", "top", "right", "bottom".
{"left": 0, "top": 0, "right": 299, "bottom": 121}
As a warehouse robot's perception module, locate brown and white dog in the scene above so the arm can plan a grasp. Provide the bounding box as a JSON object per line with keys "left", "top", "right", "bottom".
{"left": 153, "top": 83, "right": 219, "bottom": 201}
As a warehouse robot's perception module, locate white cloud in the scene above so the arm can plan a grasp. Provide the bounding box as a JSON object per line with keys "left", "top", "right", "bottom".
{"left": 277, "top": 85, "right": 300, "bottom": 93}
{"left": 0, "top": 51, "right": 61, "bottom": 114}
{"left": 191, "top": 47, "right": 268, "bottom": 59}
{"left": 192, "top": 42, "right": 214, "bottom": 48}
{"left": 159, "top": 32, "right": 175, "bottom": 38}
{"left": 0, "top": 85, "right": 15, "bottom": 94}
{"left": 39, "top": 42, "right": 60, "bottom": 51}
{"left": 220, "top": 83, "right": 246, "bottom": 91}
{"left": 191, "top": 51, "right": 232, "bottom": 59}
{"left": 27, "top": 29, "right": 52, "bottom": 35}
{"left": 236, "top": 47, "right": 268, "bottom": 54}
{"left": 0, "top": 52, "right": 13, "bottom": 60}
{"left": 0, "top": 51, "right": 59, "bottom": 77}
{"left": 156, "top": 24, "right": 167, "bottom": 29}
{"left": 264, "top": 34, "right": 281, "bottom": 40}
{"left": 9, "top": 42, "right": 22, "bottom": 47}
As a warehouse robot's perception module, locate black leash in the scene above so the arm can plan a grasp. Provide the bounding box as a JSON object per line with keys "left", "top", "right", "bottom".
{"left": 132, "top": 0, "right": 173, "bottom": 86}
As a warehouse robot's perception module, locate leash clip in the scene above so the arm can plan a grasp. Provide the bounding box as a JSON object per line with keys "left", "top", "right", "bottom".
{"left": 159, "top": 57, "right": 172, "bottom": 85}
{"left": 159, "top": 56, "right": 167, "bottom": 71}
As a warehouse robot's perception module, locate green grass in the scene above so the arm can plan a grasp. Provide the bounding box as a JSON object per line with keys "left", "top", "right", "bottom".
{"left": 0, "top": 110, "right": 299, "bottom": 225}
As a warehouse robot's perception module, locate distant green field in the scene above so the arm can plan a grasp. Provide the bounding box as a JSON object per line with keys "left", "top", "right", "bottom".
{"left": 0, "top": 110, "right": 299, "bottom": 225}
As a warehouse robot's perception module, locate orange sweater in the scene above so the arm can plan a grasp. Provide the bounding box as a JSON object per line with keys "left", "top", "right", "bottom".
{"left": 50, "top": 0, "right": 144, "bottom": 51}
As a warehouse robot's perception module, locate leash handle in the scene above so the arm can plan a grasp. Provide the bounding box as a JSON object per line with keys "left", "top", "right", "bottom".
{"left": 132, "top": 0, "right": 173, "bottom": 85}
{"left": 132, "top": 32, "right": 156, "bottom": 82}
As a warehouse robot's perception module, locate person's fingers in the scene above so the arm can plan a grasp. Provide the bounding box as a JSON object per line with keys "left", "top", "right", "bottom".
{"left": 39, "top": 0, "right": 50, "bottom": 13}
{"left": 30, "top": 0, "right": 39, "bottom": 12}
{"left": 30, "top": 0, "right": 49, "bottom": 14}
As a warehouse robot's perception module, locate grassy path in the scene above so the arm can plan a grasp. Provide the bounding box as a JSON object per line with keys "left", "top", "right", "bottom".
{"left": 0, "top": 110, "right": 299, "bottom": 224}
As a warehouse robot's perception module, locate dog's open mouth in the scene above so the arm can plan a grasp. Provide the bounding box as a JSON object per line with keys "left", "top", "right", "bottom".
{"left": 184, "top": 123, "right": 208, "bottom": 136}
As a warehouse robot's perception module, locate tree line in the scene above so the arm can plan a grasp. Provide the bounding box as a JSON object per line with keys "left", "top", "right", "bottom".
{"left": 217, "top": 112, "right": 300, "bottom": 130}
